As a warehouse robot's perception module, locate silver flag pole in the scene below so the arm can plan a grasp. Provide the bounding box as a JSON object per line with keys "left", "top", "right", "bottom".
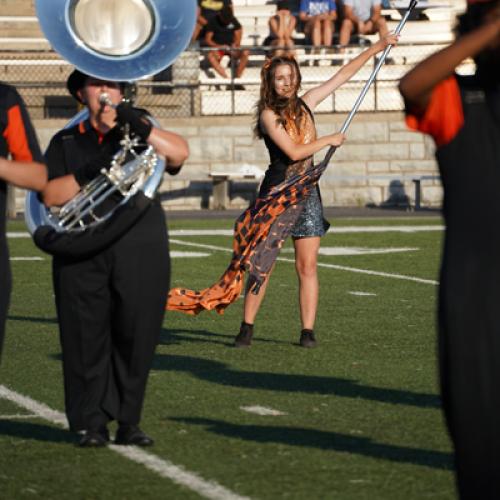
{"left": 323, "top": 0, "right": 418, "bottom": 164}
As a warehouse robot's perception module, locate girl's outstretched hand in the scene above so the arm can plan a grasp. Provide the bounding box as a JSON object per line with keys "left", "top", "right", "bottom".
{"left": 375, "top": 34, "right": 400, "bottom": 52}
{"left": 327, "top": 133, "right": 346, "bottom": 147}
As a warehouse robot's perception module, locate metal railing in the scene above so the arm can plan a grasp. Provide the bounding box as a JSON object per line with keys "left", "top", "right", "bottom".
{"left": 0, "top": 42, "right": 466, "bottom": 119}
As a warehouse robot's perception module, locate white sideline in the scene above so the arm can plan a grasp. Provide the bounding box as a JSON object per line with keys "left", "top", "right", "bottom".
{"left": 168, "top": 226, "right": 444, "bottom": 237}
{"left": 8, "top": 226, "right": 444, "bottom": 239}
{"left": 0, "top": 385, "right": 251, "bottom": 500}
{"left": 169, "top": 239, "right": 439, "bottom": 286}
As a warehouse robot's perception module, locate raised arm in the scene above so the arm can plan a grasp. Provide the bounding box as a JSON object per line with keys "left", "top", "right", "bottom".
{"left": 260, "top": 109, "right": 345, "bottom": 162}
{"left": 302, "top": 34, "right": 399, "bottom": 110}
{"left": 399, "top": 16, "right": 500, "bottom": 116}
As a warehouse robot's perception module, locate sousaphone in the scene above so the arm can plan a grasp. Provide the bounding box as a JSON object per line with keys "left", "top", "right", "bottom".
{"left": 25, "top": 0, "right": 196, "bottom": 257}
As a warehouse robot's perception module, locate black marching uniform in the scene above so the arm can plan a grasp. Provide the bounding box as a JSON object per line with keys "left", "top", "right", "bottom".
{"left": 408, "top": 74, "right": 500, "bottom": 499}
{"left": 45, "top": 119, "right": 170, "bottom": 432}
{"left": 0, "top": 83, "right": 43, "bottom": 358}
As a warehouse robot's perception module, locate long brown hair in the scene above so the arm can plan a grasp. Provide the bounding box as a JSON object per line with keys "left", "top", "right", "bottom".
{"left": 253, "top": 56, "right": 303, "bottom": 139}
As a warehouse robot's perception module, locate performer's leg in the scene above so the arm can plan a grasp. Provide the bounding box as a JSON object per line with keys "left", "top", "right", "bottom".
{"left": 0, "top": 241, "right": 11, "bottom": 361}
{"left": 234, "top": 265, "right": 276, "bottom": 347}
{"left": 53, "top": 254, "right": 114, "bottom": 433}
{"left": 439, "top": 261, "right": 500, "bottom": 499}
{"left": 110, "top": 206, "right": 169, "bottom": 428}
{"left": 243, "top": 266, "right": 274, "bottom": 325}
{"left": 293, "top": 236, "right": 320, "bottom": 330}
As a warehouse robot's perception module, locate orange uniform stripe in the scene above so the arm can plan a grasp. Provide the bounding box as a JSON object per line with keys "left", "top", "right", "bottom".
{"left": 406, "top": 76, "right": 464, "bottom": 147}
{"left": 2, "top": 104, "right": 34, "bottom": 162}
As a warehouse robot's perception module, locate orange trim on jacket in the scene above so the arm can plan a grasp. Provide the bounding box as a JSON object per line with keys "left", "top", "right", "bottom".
{"left": 406, "top": 76, "right": 464, "bottom": 147}
{"left": 3, "top": 104, "right": 34, "bottom": 162}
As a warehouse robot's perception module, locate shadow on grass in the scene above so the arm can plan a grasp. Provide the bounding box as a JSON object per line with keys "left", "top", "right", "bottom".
{"left": 7, "top": 315, "right": 57, "bottom": 325}
{"left": 153, "top": 354, "right": 440, "bottom": 408}
{"left": 171, "top": 417, "right": 453, "bottom": 471}
{"left": 0, "top": 420, "right": 73, "bottom": 444}
{"left": 160, "top": 328, "right": 288, "bottom": 347}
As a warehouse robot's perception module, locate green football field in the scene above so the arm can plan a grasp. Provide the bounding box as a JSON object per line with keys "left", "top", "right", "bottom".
{"left": 0, "top": 214, "right": 457, "bottom": 500}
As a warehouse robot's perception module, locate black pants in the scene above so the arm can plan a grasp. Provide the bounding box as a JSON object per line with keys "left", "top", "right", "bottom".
{"left": 439, "top": 241, "right": 500, "bottom": 499}
{"left": 52, "top": 204, "right": 170, "bottom": 431}
{"left": 0, "top": 238, "right": 11, "bottom": 361}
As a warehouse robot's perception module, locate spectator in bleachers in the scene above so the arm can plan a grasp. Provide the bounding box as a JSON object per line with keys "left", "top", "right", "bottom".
{"left": 266, "top": 1, "right": 297, "bottom": 57}
{"left": 204, "top": 5, "right": 250, "bottom": 83}
{"left": 339, "top": 0, "right": 389, "bottom": 48}
{"left": 192, "top": 0, "right": 233, "bottom": 44}
{"left": 299, "top": 0, "right": 338, "bottom": 49}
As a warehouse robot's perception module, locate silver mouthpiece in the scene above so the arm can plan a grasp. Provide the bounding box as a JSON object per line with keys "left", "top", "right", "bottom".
{"left": 99, "top": 93, "right": 113, "bottom": 107}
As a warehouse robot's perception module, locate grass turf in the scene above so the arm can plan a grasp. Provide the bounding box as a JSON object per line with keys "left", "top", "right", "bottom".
{"left": 0, "top": 216, "right": 455, "bottom": 499}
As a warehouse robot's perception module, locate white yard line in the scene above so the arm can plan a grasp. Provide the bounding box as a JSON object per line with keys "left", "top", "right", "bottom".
{"left": 0, "top": 413, "right": 40, "bottom": 420}
{"left": 0, "top": 385, "right": 251, "bottom": 500}
{"left": 169, "top": 239, "right": 439, "bottom": 286}
{"left": 240, "top": 406, "right": 287, "bottom": 416}
{"left": 169, "top": 226, "right": 444, "bottom": 237}
{"left": 6, "top": 232, "right": 30, "bottom": 238}
{"left": 278, "top": 256, "right": 439, "bottom": 286}
{"left": 7, "top": 226, "right": 444, "bottom": 240}
{"left": 10, "top": 257, "right": 44, "bottom": 261}
{"left": 283, "top": 247, "right": 419, "bottom": 256}
{"left": 170, "top": 251, "right": 210, "bottom": 258}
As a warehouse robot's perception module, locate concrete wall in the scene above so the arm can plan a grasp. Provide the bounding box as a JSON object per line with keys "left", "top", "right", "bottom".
{"left": 13, "top": 111, "right": 441, "bottom": 214}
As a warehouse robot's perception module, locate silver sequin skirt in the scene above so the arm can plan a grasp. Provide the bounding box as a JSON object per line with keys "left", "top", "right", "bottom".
{"left": 291, "top": 187, "right": 330, "bottom": 239}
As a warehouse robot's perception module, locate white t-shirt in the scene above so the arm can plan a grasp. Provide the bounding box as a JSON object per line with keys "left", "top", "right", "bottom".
{"left": 343, "top": 0, "right": 381, "bottom": 22}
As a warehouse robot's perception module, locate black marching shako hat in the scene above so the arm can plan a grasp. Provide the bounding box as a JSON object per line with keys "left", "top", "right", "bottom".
{"left": 66, "top": 69, "right": 89, "bottom": 104}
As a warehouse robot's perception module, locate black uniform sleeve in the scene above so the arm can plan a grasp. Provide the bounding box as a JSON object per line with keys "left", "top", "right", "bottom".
{"left": 44, "top": 133, "right": 69, "bottom": 181}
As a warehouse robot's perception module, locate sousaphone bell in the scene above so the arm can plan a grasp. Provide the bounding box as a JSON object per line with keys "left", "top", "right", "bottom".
{"left": 25, "top": 0, "right": 196, "bottom": 257}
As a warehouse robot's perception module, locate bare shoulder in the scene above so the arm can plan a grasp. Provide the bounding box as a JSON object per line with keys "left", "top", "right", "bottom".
{"left": 260, "top": 108, "right": 280, "bottom": 134}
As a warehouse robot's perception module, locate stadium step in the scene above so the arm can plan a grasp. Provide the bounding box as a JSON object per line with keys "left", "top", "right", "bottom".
{"left": 0, "top": 0, "right": 35, "bottom": 16}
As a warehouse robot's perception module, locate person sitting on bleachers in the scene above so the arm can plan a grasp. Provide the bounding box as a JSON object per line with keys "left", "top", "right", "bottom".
{"left": 204, "top": 5, "right": 250, "bottom": 84}
{"left": 339, "top": 0, "right": 389, "bottom": 48}
{"left": 192, "top": 0, "right": 233, "bottom": 44}
{"left": 266, "top": 1, "right": 297, "bottom": 57}
{"left": 298, "top": 0, "right": 338, "bottom": 49}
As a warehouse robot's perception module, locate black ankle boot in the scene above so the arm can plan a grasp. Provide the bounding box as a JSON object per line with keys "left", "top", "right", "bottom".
{"left": 299, "top": 329, "right": 317, "bottom": 348}
{"left": 234, "top": 322, "right": 253, "bottom": 348}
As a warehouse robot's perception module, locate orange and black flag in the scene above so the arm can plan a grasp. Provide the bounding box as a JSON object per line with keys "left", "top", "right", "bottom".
{"left": 167, "top": 157, "right": 329, "bottom": 315}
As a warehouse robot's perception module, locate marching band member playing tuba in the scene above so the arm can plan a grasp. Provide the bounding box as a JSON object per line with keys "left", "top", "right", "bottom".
{"left": 42, "top": 69, "right": 189, "bottom": 447}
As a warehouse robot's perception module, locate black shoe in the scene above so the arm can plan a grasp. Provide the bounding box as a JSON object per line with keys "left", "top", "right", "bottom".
{"left": 78, "top": 427, "right": 110, "bottom": 448}
{"left": 115, "top": 425, "right": 154, "bottom": 447}
{"left": 299, "top": 329, "right": 317, "bottom": 348}
{"left": 234, "top": 321, "right": 253, "bottom": 348}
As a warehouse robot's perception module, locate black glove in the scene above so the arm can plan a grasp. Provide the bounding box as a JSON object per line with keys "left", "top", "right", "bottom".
{"left": 115, "top": 103, "right": 152, "bottom": 141}
{"left": 73, "top": 149, "right": 114, "bottom": 187}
